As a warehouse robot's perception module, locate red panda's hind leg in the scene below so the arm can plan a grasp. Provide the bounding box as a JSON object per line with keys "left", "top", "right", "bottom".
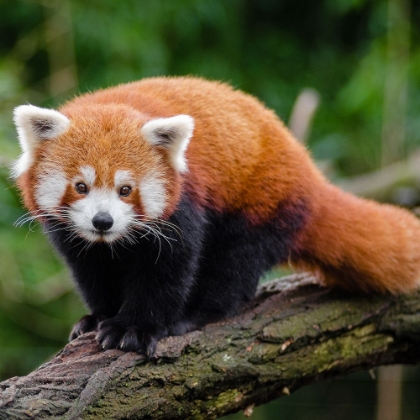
{"left": 179, "top": 202, "right": 308, "bottom": 331}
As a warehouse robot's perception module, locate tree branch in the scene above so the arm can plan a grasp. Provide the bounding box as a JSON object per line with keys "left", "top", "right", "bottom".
{"left": 337, "top": 150, "right": 420, "bottom": 202}
{"left": 1, "top": 273, "right": 420, "bottom": 420}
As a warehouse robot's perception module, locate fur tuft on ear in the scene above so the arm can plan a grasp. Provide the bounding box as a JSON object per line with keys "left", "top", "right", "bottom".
{"left": 141, "top": 115, "right": 194, "bottom": 172}
{"left": 12, "top": 105, "right": 70, "bottom": 177}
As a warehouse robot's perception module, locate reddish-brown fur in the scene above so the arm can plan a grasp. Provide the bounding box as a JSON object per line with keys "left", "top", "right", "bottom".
{"left": 21, "top": 76, "right": 420, "bottom": 294}
{"left": 297, "top": 184, "right": 420, "bottom": 292}
{"left": 62, "top": 78, "right": 323, "bottom": 216}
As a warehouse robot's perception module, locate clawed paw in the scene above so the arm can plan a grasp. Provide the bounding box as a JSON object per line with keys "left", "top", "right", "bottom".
{"left": 96, "top": 320, "right": 158, "bottom": 357}
{"left": 69, "top": 314, "right": 102, "bottom": 341}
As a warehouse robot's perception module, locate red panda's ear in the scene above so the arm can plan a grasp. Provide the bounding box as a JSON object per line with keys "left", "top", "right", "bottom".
{"left": 141, "top": 115, "right": 194, "bottom": 173}
{"left": 12, "top": 105, "right": 70, "bottom": 177}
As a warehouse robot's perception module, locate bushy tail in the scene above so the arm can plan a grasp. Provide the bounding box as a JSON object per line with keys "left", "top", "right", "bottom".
{"left": 293, "top": 183, "right": 420, "bottom": 293}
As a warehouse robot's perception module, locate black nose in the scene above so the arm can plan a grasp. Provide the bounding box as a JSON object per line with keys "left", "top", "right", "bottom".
{"left": 92, "top": 212, "right": 114, "bottom": 231}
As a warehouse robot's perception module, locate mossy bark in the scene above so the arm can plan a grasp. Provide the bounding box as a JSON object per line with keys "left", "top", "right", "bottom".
{"left": 1, "top": 273, "right": 420, "bottom": 419}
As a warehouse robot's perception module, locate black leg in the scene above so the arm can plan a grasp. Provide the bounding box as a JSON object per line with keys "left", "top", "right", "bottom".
{"left": 178, "top": 203, "right": 307, "bottom": 332}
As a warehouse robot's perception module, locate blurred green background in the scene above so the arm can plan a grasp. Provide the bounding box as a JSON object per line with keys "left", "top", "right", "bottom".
{"left": 1, "top": 0, "right": 420, "bottom": 419}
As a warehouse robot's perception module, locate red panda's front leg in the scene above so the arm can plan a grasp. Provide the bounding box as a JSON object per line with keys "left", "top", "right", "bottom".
{"left": 94, "top": 249, "right": 199, "bottom": 355}
{"left": 94, "top": 196, "right": 205, "bottom": 356}
{"left": 293, "top": 183, "right": 420, "bottom": 294}
{"left": 94, "top": 253, "right": 195, "bottom": 356}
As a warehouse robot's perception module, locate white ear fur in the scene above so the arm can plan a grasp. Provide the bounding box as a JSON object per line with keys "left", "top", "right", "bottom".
{"left": 141, "top": 115, "right": 194, "bottom": 172}
{"left": 12, "top": 105, "right": 70, "bottom": 177}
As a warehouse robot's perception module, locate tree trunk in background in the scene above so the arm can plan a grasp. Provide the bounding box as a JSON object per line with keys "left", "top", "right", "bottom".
{"left": 42, "top": 0, "right": 78, "bottom": 100}
{"left": 377, "top": 1, "right": 412, "bottom": 416}
{"left": 381, "top": 0, "right": 411, "bottom": 166}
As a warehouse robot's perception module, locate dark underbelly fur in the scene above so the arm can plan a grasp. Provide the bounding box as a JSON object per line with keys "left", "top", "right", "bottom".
{"left": 46, "top": 195, "right": 308, "bottom": 356}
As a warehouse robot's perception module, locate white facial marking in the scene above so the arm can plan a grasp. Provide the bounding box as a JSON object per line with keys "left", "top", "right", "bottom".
{"left": 80, "top": 166, "right": 96, "bottom": 186}
{"left": 69, "top": 188, "right": 134, "bottom": 242}
{"left": 139, "top": 172, "right": 167, "bottom": 219}
{"left": 13, "top": 153, "right": 32, "bottom": 180}
{"left": 114, "top": 169, "right": 134, "bottom": 186}
{"left": 35, "top": 169, "right": 68, "bottom": 211}
{"left": 13, "top": 105, "right": 70, "bottom": 178}
{"left": 141, "top": 115, "right": 194, "bottom": 173}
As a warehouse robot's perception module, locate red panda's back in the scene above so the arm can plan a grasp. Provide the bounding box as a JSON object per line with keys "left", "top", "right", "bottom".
{"left": 63, "top": 77, "right": 323, "bottom": 221}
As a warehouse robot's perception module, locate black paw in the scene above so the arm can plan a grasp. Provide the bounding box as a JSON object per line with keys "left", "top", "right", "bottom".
{"left": 69, "top": 314, "right": 103, "bottom": 341}
{"left": 96, "top": 319, "right": 158, "bottom": 357}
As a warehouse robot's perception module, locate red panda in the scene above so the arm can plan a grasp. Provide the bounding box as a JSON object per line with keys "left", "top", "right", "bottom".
{"left": 12, "top": 76, "right": 420, "bottom": 356}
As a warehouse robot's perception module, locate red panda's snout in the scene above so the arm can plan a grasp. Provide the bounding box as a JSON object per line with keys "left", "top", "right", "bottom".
{"left": 67, "top": 181, "right": 138, "bottom": 243}
{"left": 92, "top": 212, "right": 114, "bottom": 232}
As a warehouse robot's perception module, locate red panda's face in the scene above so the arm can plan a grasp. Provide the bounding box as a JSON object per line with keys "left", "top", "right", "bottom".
{"left": 13, "top": 104, "right": 194, "bottom": 243}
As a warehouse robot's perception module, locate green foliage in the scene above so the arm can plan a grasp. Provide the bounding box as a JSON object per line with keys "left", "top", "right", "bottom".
{"left": 0, "top": 0, "right": 419, "bottom": 389}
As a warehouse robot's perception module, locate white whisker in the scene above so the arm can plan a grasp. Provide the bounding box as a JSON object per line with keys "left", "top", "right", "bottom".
{"left": 15, "top": 207, "right": 184, "bottom": 264}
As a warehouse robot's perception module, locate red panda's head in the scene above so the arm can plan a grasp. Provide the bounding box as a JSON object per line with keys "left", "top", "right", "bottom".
{"left": 13, "top": 104, "right": 194, "bottom": 243}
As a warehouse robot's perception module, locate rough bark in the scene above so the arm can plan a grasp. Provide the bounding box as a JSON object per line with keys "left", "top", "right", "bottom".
{"left": 1, "top": 273, "right": 420, "bottom": 420}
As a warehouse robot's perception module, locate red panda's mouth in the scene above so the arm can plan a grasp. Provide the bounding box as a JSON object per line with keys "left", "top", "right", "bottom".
{"left": 90, "top": 230, "right": 112, "bottom": 236}
{"left": 87, "top": 230, "right": 116, "bottom": 243}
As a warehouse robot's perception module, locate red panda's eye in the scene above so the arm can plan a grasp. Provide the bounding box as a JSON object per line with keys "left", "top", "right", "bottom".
{"left": 120, "top": 186, "right": 132, "bottom": 197}
{"left": 75, "top": 182, "right": 88, "bottom": 194}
